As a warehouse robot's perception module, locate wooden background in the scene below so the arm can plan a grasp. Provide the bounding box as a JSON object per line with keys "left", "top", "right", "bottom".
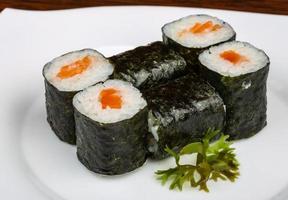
{"left": 0, "top": 0, "right": 288, "bottom": 15}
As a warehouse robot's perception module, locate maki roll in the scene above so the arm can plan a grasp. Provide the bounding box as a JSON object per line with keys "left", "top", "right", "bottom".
{"left": 198, "top": 41, "right": 269, "bottom": 139}
{"left": 43, "top": 49, "right": 114, "bottom": 144}
{"left": 145, "top": 73, "right": 225, "bottom": 159}
{"left": 73, "top": 80, "right": 148, "bottom": 175}
{"left": 162, "top": 14, "right": 236, "bottom": 69}
{"left": 110, "top": 41, "right": 187, "bottom": 91}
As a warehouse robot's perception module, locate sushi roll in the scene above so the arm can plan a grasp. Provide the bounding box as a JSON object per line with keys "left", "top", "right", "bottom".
{"left": 198, "top": 41, "right": 269, "bottom": 139}
{"left": 43, "top": 49, "right": 114, "bottom": 144}
{"left": 144, "top": 73, "right": 225, "bottom": 159}
{"left": 73, "top": 80, "right": 148, "bottom": 175}
{"left": 162, "top": 14, "right": 236, "bottom": 69}
{"left": 110, "top": 41, "right": 187, "bottom": 91}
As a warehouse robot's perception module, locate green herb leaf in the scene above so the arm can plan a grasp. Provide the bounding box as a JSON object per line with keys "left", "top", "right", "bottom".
{"left": 164, "top": 146, "right": 180, "bottom": 165}
{"left": 155, "top": 129, "right": 240, "bottom": 192}
{"left": 180, "top": 142, "right": 203, "bottom": 155}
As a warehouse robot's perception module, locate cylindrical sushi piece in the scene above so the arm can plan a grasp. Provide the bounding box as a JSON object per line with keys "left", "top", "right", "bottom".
{"left": 110, "top": 41, "right": 187, "bottom": 91}
{"left": 162, "top": 14, "right": 236, "bottom": 70}
{"left": 144, "top": 73, "right": 225, "bottom": 159}
{"left": 43, "top": 49, "right": 114, "bottom": 144}
{"left": 198, "top": 41, "right": 270, "bottom": 139}
{"left": 73, "top": 79, "right": 148, "bottom": 175}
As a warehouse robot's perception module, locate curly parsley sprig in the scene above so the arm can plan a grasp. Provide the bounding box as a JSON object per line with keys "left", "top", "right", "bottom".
{"left": 155, "top": 129, "right": 240, "bottom": 192}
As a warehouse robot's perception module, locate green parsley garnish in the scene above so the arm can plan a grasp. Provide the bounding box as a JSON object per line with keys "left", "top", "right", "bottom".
{"left": 155, "top": 129, "right": 240, "bottom": 192}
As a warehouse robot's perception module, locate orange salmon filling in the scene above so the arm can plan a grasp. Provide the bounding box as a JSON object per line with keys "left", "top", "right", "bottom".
{"left": 57, "top": 56, "right": 92, "bottom": 79}
{"left": 178, "top": 21, "right": 222, "bottom": 37}
{"left": 220, "top": 50, "right": 248, "bottom": 64}
{"left": 100, "top": 88, "right": 122, "bottom": 109}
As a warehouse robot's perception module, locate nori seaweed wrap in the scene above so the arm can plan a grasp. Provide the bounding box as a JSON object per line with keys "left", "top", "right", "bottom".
{"left": 144, "top": 73, "right": 225, "bottom": 159}
{"left": 73, "top": 80, "right": 148, "bottom": 175}
{"left": 43, "top": 49, "right": 114, "bottom": 144}
{"left": 110, "top": 41, "right": 187, "bottom": 91}
{"left": 44, "top": 81, "right": 77, "bottom": 144}
{"left": 162, "top": 14, "right": 236, "bottom": 70}
{"left": 198, "top": 41, "right": 270, "bottom": 139}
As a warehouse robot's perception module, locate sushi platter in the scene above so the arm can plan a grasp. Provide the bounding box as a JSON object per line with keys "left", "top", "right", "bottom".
{"left": 0, "top": 6, "right": 288, "bottom": 200}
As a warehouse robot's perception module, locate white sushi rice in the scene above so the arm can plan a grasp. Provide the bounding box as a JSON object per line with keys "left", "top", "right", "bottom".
{"left": 73, "top": 79, "right": 147, "bottom": 124}
{"left": 163, "top": 15, "right": 235, "bottom": 48}
{"left": 198, "top": 41, "right": 269, "bottom": 77}
{"left": 43, "top": 49, "right": 114, "bottom": 91}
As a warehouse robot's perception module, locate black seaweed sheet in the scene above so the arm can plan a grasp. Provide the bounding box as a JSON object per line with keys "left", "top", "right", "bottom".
{"left": 144, "top": 73, "right": 225, "bottom": 159}
{"left": 44, "top": 80, "right": 76, "bottom": 144}
{"left": 75, "top": 107, "right": 148, "bottom": 175}
{"left": 199, "top": 62, "right": 269, "bottom": 140}
{"left": 110, "top": 41, "right": 187, "bottom": 91}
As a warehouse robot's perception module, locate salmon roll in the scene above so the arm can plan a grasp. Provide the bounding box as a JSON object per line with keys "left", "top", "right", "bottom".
{"left": 110, "top": 41, "right": 187, "bottom": 91}
{"left": 198, "top": 41, "right": 269, "bottom": 139}
{"left": 144, "top": 73, "right": 225, "bottom": 159}
{"left": 73, "top": 80, "right": 148, "bottom": 175}
{"left": 43, "top": 49, "right": 114, "bottom": 144}
{"left": 162, "top": 14, "right": 236, "bottom": 70}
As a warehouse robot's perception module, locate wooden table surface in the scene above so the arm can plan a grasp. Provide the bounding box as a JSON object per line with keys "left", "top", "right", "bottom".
{"left": 0, "top": 0, "right": 288, "bottom": 15}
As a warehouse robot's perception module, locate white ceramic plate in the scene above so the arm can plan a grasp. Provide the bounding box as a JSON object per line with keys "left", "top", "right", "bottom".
{"left": 0, "top": 6, "right": 288, "bottom": 200}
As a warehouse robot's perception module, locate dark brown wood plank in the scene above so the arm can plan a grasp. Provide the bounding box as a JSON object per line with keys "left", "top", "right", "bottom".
{"left": 0, "top": 0, "right": 287, "bottom": 15}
